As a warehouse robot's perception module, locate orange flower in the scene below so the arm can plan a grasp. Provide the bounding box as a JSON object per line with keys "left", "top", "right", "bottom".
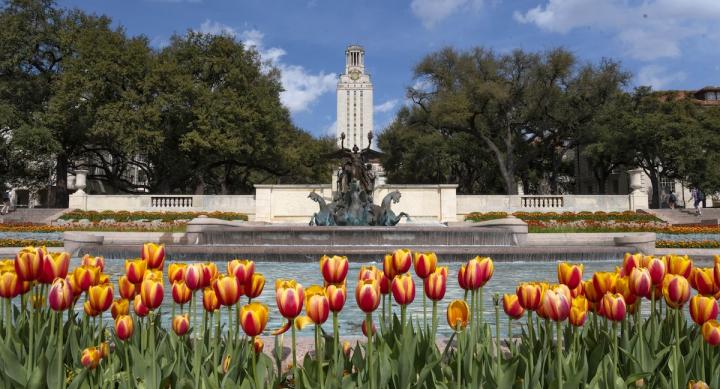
{"left": 39, "top": 251, "right": 70, "bottom": 284}
{"left": 622, "top": 253, "right": 641, "bottom": 277}
{"left": 424, "top": 267, "right": 447, "bottom": 301}
{"left": 355, "top": 279, "right": 381, "bottom": 313}
{"left": 83, "top": 300, "right": 101, "bottom": 317}
{"left": 391, "top": 248, "right": 412, "bottom": 276}
{"left": 689, "top": 295, "right": 718, "bottom": 326}
{"left": 557, "top": 262, "right": 583, "bottom": 289}
{"left": 457, "top": 264, "right": 468, "bottom": 290}
{"left": 140, "top": 278, "right": 164, "bottom": 310}
{"left": 202, "top": 263, "right": 218, "bottom": 288}
{"left": 239, "top": 302, "right": 269, "bottom": 337}
{"left": 601, "top": 293, "right": 626, "bottom": 321}
{"left": 320, "top": 255, "right": 349, "bottom": 284}
{"left": 203, "top": 287, "right": 220, "bottom": 312}
{"left": 663, "top": 274, "right": 691, "bottom": 309}
{"left": 592, "top": 272, "right": 617, "bottom": 296}
{"left": 133, "top": 295, "right": 149, "bottom": 317}
{"left": 358, "top": 265, "right": 380, "bottom": 281}
{"left": 244, "top": 273, "right": 265, "bottom": 299}
{"left": 541, "top": 289, "right": 570, "bottom": 322}
{"left": 81, "top": 255, "right": 105, "bottom": 272}
{"left": 115, "top": 315, "right": 134, "bottom": 341}
{"left": 413, "top": 252, "right": 437, "bottom": 279}
{"left": 629, "top": 267, "right": 652, "bottom": 298}
{"left": 48, "top": 278, "right": 74, "bottom": 311}
{"left": 326, "top": 283, "right": 346, "bottom": 312}
{"left": 615, "top": 276, "right": 637, "bottom": 306}
{"left": 688, "top": 380, "right": 710, "bottom": 389}
{"left": 502, "top": 294, "right": 524, "bottom": 319}
{"left": 81, "top": 347, "right": 101, "bottom": 369}
{"left": 665, "top": 255, "right": 693, "bottom": 279}
{"left": 692, "top": 267, "right": 717, "bottom": 296}
{"left": 117, "top": 275, "right": 136, "bottom": 300}
{"left": 141, "top": 243, "right": 165, "bottom": 270}
{"left": 172, "top": 280, "right": 192, "bottom": 305}
{"left": 167, "top": 263, "right": 187, "bottom": 283}
{"left": 110, "top": 298, "right": 129, "bottom": 319}
{"left": 228, "top": 259, "right": 255, "bottom": 285}
{"left": 447, "top": 299, "right": 470, "bottom": 329}
{"left": 516, "top": 282, "right": 545, "bottom": 310}
{"left": 253, "top": 338, "right": 264, "bottom": 354}
{"left": 15, "top": 247, "right": 42, "bottom": 282}
{"left": 391, "top": 273, "right": 415, "bottom": 306}
{"left": 124, "top": 259, "right": 147, "bottom": 284}
{"left": 88, "top": 283, "right": 114, "bottom": 312}
{"left": 463, "top": 256, "right": 494, "bottom": 290}
{"left": 213, "top": 275, "right": 242, "bottom": 307}
{"left": 0, "top": 271, "right": 19, "bottom": 299}
{"left": 172, "top": 314, "right": 190, "bottom": 336}
{"left": 702, "top": 320, "right": 720, "bottom": 346}
{"left": 275, "top": 279, "right": 305, "bottom": 319}
{"left": 569, "top": 296, "right": 588, "bottom": 327}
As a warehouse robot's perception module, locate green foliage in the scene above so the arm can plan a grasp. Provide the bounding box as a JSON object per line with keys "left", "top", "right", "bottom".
{"left": 59, "top": 209, "right": 248, "bottom": 222}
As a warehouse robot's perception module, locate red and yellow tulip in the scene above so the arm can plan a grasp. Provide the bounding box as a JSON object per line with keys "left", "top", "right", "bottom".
{"left": 306, "top": 290, "right": 330, "bottom": 325}
{"left": 275, "top": 279, "right": 305, "bottom": 318}
{"left": 646, "top": 256, "right": 667, "bottom": 285}
{"left": 516, "top": 282, "right": 545, "bottom": 310}
{"left": 239, "top": 302, "right": 269, "bottom": 337}
{"left": 184, "top": 263, "right": 204, "bottom": 291}
{"left": 0, "top": 271, "right": 19, "bottom": 299}
{"left": 203, "top": 287, "right": 220, "bottom": 312}
{"left": 663, "top": 274, "right": 691, "bottom": 309}
{"left": 502, "top": 294, "right": 524, "bottom": 319}
{"left": 463, "top": 256, "right": 494, "bottom": 290}
{"left": 172, "top": 314, "right": 190, "bottom": 336}
{"left": 689, "top": 295, "right": 718, "bottom": 326}
{"left": 541, "top": 288, "right": 570, "bottom": 322}
{"left": 115, "top": 314, "right": 134, "bottom": 341}
{"left": 118, "top": 275, "right": 136, "bottom": 300}
{"left": 244, "top": 273, "right": 265, "bottom": 299}
{"left": 615, "top": 276, "right": 637, "bottom": 306}
{"left": 141, "top": 243, "right": 165, "bottom": 270}
{"left": 81, "top": 254, "right": 105, "bottom": 272}
{"left": 15, "top": 247, "right": 41, "bottom": 282}
{"left": 665, "top": 254, "right": 693, "bottom": 279}
{"left": 355, "top": 278, "right": 381, "bottom": 313}
{"left": 413, "top": 252, "right": 437, "bottom": 279}
{"left": 601, "top": 293, "right": 626, "bottom": 321}
{"left": 622, "top": 253, "right": 641, "bottom": 277}
{"left": 83, "top": 300, "right": 101, "bottom": 317}
{"left": 557, "top": 262, "right": 583, "bottom": 289}
{"left": 592, "top": 272, "right": 617, "bottom": 296}
{"left": 81, "top": 347, "right": 101, "bottom": 369}
{"left": 172, "top": 280, "right": 192, "bottom": 305}
{"left": 424, "top": 267, "right": 447, "bottom": 301}
{"left": 39, "top": 251, "right": 70, "bottom": 284}
{"left": 228, "top": 259, "right": 255, "bottom": 284}
{"left": 133, "top": 295, "right": 149, "bottom": 317}
{"left": 213, "top": 275, "right": 242, "bottom": 307}
{"left": 168, "top": 263, "right": 187, "bottom": 283}
{"left": 358, "top": 265, "right": 381, "bottom": 281}
{"left": 391, "top": 273, "right": 415, "bottom": 306}
{"left": 48, "top": 278, "right": 73, "bottom": 311}
{"left": 702, "top": 320, "right": 720, "bottom": 346}
{"left": 111, "top": 298, "right": 129, "bottom": 319}
{"left": 692, "top": 267, "right": 717, "bottom": 296}
{"left": 391, "top": 248, "right": 412, "bottom": 276}
{"left": 140, "top": 278, "right": 164, "bottom": 310}
{"left": 629, "top": 267, "right": 652, "bottom": 298}
{"left": 320, "top": 255, "right": 349, "bottom": 284}
{"left": 88, "top": 283, "right": 114, "bottom": 312}
{"left": 125, "top": 259, "right": 147, "bottom": 284}
{"left": 569, "top": 296, "right": 588, "bottom": 327}
{"left": 326, "top": 283, "right": 346, "bottom": 312}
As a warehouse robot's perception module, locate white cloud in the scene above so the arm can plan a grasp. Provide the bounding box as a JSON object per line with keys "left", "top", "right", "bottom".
{"left": 411, "top": 0, "right": 484, "bottom": 28}
{"left": 197, "top": 22, "right": 336, "bottom": 113}
{"left": 325, "top": 120, "right": 337, "bottom": 136}
{"left": 374, "top": 99, "right": 399, "bottom": 113}
{"left": 514, "top": 0, "right": 720, "bottom": 60}
{"left": 636, "top": 65, "right": 686, "bottom": 89}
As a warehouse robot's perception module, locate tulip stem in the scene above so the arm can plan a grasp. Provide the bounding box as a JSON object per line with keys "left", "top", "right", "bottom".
{"left": 193, "top": 293, "right": 201, "bottom": 389}
{"left": 252, "top": 336, "right": 258, "bottom": 389}
{"left": 58, "top": 311, "right": 64, "bottom": 389}
{"left": 292, "top": 318, "right": 298, "bottom": 380}
{"left": 227, "top": 306, "right": 233, "bottom": 347}
{"left": 380, "top": 295, "right": 386, "bottom": 332}
{"left": 316, "top": 324, "right": 324, "bottom": 389}
{"left": 469, "top": 290, "right": 475, "bottom": 379}
{"left": 456, "top": 322, "right": 462, "bottom": 388}
{"left": 431, "top": 300, "right": 438, "bottom": 342}
{"left": 673, "top": 308, "right": 680, "bottom": 389}
{"left": 650, "top": 293, "right": 656, "bottom": 344}
{"left": 527, "top": 311, "right": 534, "bottom": 379}
{"left": 556, "top": 320, "right": 562, "bottom": 389}
{"left": 612, "top": 321, "right": 618, "bottom": 374}
{"left": 4, "top": 299, "right": 11, "bottom": 345}
{"left": 700, "top": 335, "right": 705, "bottom": 382}
{"left": 400, "top": 305, "right": 407, "bottom": 336}
{"left": 333, "top": 311, "right": 339, "bottom": 366}
{"left": 150, "top": 312, "right": 157, "bottom": 388}
{"left": 495, "top": 294, "right": 500, "bottom": 381}
{"left": 366, "top": 313, "right": 373, "bottom": 389}
{"left": 422, "top": 280, "right": 427, "bottom": 331}
{"left": 29, "top": 287, "right": 35, "bottom": 368}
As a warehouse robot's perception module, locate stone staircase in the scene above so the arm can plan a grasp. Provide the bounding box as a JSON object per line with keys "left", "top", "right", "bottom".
{"left": 645, "top": 208, "right": 720, "bottom": 226}
{"left": 0, "top": 208, "right": 68, "bottom": 224}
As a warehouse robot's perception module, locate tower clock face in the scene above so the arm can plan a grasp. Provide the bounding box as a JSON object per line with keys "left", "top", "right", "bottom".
{"left": 349, "top": 70, "right": 360, "bottom": 80}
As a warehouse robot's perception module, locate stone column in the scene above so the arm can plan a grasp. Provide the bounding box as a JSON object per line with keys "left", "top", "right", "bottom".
{"left": 68, "top": 170, "right": 89, "bottom": 210}
{"left": 254, "top": 185, "right": 272, "bottom": 222}
{"left": 439, "top": 185, "right": 457, "bottom": 223}
{"left": 627, "top": 168, "right": 648, "bottom": 211}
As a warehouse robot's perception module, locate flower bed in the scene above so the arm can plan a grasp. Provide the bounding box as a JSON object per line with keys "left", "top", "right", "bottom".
{"left": 0, "top": 222, "right": 185, "bottom": 233}
{"left": 657, "top": 240, "right": 720, "bottom": 249}
{"left": 0, "top": 238, "right": 63, "bottom": 247}
{"left": 465, "top": 210, "right": 662, "bottom": 223}
{"left": 0, "top": 246, "right": 717, "bottom": 387}
{"left": 59, "top": 210, "right": 248, "bottom": 222}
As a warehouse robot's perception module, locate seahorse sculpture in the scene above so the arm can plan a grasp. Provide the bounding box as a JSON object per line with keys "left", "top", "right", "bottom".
{"left": 308, "top": 192, "right": 335, "bottom": 226}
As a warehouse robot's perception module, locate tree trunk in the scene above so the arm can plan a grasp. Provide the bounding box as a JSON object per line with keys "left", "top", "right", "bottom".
{"left": 648, "top": 170, "right": 660, "bottom": 209}
{"left": 593, "top": 168, "right": 607, "bottom": 195}
{"left": 54, "top": 154, "right": 69, "bottom": 208}
{"left": 194, "top": 176, "right": 206, "bottom": 195}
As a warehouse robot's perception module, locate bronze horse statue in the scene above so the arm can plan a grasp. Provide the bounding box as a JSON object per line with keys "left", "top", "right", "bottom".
{"left": 372, "top": 190, "right": 410, "bottom": 226}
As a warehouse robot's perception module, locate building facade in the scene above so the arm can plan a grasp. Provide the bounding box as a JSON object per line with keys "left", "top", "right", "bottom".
{"left": 336, "top": 45, "right": 373, "bottom": 149}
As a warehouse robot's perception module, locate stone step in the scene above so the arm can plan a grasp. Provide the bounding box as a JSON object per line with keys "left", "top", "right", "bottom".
{"left": 0, "top": 208, "right": 68, "bottom": 224}
{"left": 644, "top": 208, "right": 720, "bottom": 226}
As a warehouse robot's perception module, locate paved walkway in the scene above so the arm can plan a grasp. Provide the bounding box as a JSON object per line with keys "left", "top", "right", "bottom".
{"left": 645, "top": 208, "right": 720, "bottom": 226}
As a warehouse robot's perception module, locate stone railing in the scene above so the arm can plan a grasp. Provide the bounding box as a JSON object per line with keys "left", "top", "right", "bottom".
{"left": 520, "top": 195, "right": 564, "bottom": 209}
{"left": 150, "top": 196, "right": 193, "bottom": 208}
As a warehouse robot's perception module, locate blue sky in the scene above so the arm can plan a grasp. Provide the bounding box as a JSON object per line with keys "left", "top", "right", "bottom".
{"left": 58, "top": 0, "right": 720, "bottom": 138}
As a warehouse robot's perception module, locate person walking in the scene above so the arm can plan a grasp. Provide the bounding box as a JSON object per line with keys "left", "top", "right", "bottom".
{"left": 667, "top": 190, "right": 677, "bottom": 209}
{"left": 691, "top": 187, "right": 704, "bottom": 216}
{"left": 1, "top": 189, "right": 10, "bottom": 215}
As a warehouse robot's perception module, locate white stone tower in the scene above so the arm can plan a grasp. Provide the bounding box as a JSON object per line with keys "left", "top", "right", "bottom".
{"left": 337, "top": 45, "right": 373, "bottom": 149}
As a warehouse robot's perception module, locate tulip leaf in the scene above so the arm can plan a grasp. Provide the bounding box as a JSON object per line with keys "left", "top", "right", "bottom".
{"left": 0, "top": 341, "right": 27, "bottom": 386}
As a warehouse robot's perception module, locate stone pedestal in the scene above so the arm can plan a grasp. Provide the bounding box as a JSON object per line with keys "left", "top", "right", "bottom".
{"left": 627, "top": 169, "right": 648, "bottom": 210}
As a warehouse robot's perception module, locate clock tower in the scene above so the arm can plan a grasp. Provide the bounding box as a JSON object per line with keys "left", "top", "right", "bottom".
{"left": 337, "top": 45, "right": 373, "bottom": 149}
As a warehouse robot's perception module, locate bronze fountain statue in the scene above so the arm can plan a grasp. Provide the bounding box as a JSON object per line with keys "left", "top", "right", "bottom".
{"left": 309, "top": 132, "right": 409, "bottom": 226}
